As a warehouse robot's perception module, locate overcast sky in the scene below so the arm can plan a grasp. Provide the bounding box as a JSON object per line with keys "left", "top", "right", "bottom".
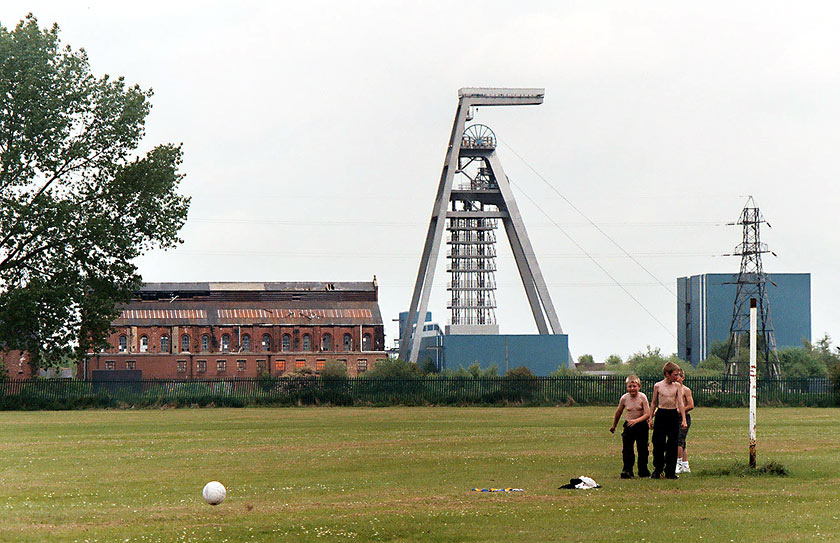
{"left": 3, "top": 1, "right": 838, "bottom": 361}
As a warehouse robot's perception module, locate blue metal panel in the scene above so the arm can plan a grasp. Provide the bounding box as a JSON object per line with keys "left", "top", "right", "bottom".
{"left": 442, "top": 334, "right": 569, "bottom": 376}
{"left": 398, "top": 311, "right": 432, "bottom": 342}
{"left": 677, "top": 273, "right": 811, "bottom": 366}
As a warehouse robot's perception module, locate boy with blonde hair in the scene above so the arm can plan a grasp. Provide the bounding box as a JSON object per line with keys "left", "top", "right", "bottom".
{"left": 648, "top": 362, "right": 688, "bottom": 479}
{"left": 610, "top": 374, "right": 651, "bottom": 478}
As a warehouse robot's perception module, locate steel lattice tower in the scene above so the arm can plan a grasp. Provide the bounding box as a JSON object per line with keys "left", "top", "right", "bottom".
{"left": 723, "top": 197, "right": 781, "bottom": 377}
{"left": 400, "top": 88, "right": 565, "bottom": 364}
{"left": 447, "top": 126, "right": 499, "bottom": 329}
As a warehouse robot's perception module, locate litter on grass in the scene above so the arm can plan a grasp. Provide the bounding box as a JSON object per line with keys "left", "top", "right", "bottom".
{"left": 558, "top": 476, "right": 601, "bottom": 490}
{"left": 471, "top": 488, "right": 525, "bottom": 492}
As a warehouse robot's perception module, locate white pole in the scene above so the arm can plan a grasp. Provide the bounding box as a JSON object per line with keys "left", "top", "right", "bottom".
{"left": 749, "top": 298, "right": 757, "bottom": 468}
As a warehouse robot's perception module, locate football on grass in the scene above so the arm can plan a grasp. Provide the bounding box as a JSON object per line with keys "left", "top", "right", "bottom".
{"left": 202, "top": 481, "right": 226, "bottom": 505}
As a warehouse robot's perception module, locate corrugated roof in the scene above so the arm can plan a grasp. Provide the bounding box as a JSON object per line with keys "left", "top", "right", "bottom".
{"left": 113, "top": 300, "right": 383, "bottom": 327}
{"left": 140, "top": 281, "right": 376, "bottom": 293}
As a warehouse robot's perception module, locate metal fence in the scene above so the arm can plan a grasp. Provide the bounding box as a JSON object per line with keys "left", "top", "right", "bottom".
{"left": 0, "top": 376, "right": 836, "bottom": 409}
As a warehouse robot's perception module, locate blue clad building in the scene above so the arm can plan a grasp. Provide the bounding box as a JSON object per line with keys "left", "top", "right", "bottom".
{"left": 443, "top": 334, "right": 569, "bottom": 375}
{"left": 397, "top": 311, "right": 444, "bottom": 370}
{"left": 398, "top": 312, "right": 570, "bottom": 375}
{"left": 677, "top": 273, "right": 811, "bottom": 365}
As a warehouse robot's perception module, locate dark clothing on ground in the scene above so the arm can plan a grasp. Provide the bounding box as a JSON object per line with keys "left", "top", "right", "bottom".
{"left": 652, "top": 408, "right": 680, "bottom": 477}
{"left": 621, "top": 421, "right": 649, "bottom": 476}
{"left": 678, "top": 413, "right": 692, "bottom": 448}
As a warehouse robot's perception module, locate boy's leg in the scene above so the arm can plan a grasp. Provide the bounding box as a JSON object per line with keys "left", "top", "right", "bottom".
{"left": 664, "top": 411, "right": 680, "bottom": 477}
{"left": 651, "top": 416, "right": 666, "bottom": 476}
{"left": 636, "top": 424, "right": 650, "bottom": 477}
{"left": 620, "top": 423, "right": 635, "bottom": 476}
{"left": 679, "top": 414, "right": 691, "bottom": 470}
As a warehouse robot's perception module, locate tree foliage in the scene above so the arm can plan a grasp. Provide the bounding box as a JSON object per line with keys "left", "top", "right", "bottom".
{"left": 363, "top": 358, "right": 423, "bottom": 378}
{"left": 0, "top": 15, "right": 189, "bottom": 365}
{"left": 320, "top": 360, "right": 349, "bottom": 379}
{"left": 419, "top": 357, "right": 438, "bottom": 375}
{"left": 625, "top": 346, "right": 687, "bottom": 379}
{"left": 439, "top": 362, "right": 498, "bottom": 379}
{"left": 696, "top": 354, "right": 725, "bottom": 375}
{"left": 503, "top": 366, "right": 534, "bottom": 378}
{"left": 605, "top": 354, "right": 623, "bottom": 366}
{"left": 550, "top": 365, "right": 581, "bottom": 376}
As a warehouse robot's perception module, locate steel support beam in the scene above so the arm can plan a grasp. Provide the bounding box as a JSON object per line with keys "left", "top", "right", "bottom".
{"left": 402, "top": 88, "right": 566, "bottom": 364}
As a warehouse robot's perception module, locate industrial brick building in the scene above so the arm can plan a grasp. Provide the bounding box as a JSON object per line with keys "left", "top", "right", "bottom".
{"left": 1, "top": 350, "right": 34, "bottom": 378}
{"left": 80, "top": 281, "right": 386, "bottom": 379}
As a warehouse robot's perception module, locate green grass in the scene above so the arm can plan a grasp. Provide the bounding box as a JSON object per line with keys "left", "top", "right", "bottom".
{"left": 0, "top": 407, "right": 838, "bottom": 542}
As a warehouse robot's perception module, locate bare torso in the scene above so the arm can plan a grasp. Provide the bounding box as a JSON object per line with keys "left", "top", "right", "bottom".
{"left": 621, "top": 392, "right": 648, "bottom": 421}
{"left": 655, "top": 379, "right": 681, "bottom": 409}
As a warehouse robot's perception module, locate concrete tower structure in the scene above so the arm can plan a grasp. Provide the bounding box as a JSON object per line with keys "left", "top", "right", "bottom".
{"left": 400, "top": 88, "right": 566, "bottom": 364}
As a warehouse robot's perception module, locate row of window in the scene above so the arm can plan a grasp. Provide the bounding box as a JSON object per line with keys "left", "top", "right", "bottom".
{"left": 118, "top": 332, "right": 374, "bottom": 354}
{"left": 103, "top": 358, "right": 369, "bottom": 373}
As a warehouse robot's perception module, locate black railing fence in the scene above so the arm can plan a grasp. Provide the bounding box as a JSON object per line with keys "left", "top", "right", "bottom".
{"left": 0, "top": 376, "right": 836, "bottom": 409}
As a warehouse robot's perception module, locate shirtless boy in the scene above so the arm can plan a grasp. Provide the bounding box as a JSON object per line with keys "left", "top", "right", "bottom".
{"left": 610, "top": 375, "right": 651, "bottom": 478}
{"left": 647, "top": 362, "right": 687, "bottom": 479}
{"left": 676, "top": 369, "right": 694, "bottom": 473}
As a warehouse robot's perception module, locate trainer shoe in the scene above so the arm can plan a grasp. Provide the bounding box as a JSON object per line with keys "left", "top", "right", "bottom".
{"left": 682, "top": 461, "right": 690, "bottom": 473}
{"left": 675, "top": 463, "right": 683, "bottom": 474}
{"left": 638, "top": 469, "right": 651, "bottom": 478}
{"left": 665, "top": 474, "right": 679, "bottom": 480}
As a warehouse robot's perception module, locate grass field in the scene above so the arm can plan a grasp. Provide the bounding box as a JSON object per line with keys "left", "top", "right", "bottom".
{"left": 1, "top": 407, "right": 838, "bottom": 543}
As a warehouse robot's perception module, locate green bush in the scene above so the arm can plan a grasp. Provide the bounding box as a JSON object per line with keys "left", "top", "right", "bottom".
{"left": 504, "top": 366, "right": 534, "bottom": 378}
{"left": 362, "top": 358, "right": 423, "bottom": 378}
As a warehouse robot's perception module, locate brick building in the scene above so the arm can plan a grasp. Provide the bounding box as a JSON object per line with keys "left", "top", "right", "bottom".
{"left": 1, "top": 350, "right": 34, "bottom": 378}
{"left": 80, "top": 281, "right": 386, "bottom": 379}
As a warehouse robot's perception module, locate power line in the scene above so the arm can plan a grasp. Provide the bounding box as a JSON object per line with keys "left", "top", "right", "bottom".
{"left": 160, "top": 249, "right": 721, "bottom": 259}
{"left": 189, "top": 217, "right": 727, "bottom": 228}
{"left": 500, "top": 139, "right": 679, "bottom": 298}
{"left": 505, "top": 177, "right": 676, "bottom": 338}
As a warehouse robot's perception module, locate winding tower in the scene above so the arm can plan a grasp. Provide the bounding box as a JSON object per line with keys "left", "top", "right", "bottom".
{"left": 400, "top": 88, "right": 565, "bottom": 364}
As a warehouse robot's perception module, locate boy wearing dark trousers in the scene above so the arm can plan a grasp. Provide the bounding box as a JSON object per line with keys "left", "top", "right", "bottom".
{"left": 610, "top": 374, "right": 651, "bottom": 478}
{"left": 648, "top": 362, "right": 687, "bottom": 479}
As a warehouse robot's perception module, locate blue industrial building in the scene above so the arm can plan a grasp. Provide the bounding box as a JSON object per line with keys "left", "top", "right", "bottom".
{"left": 443, "top": 334, "right": 569, "bottom": 375}
{"left": 398, "top": 311, "right": 569, "bottom": 375}
{"left": 397, "top": 311, "right": 444, "bottom": 370}
{"left": 677, "top": 273, "right": 811, "bottom": 365}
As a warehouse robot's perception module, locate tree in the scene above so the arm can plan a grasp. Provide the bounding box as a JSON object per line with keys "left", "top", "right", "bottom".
{"left": 504, "top": 366, "right": 534, "bottom": 378}
{"left": 605, "top": 354, "right": 623, "bottom": 366}
{"left": 419, "top": 357, "right": 438, "bottom": 375}
{"left": 577, "top": 354, "right": 594, "bottom": 365}
{"left": 778, "top": 347, "right": 827, "bottom": 378}
{"left": 363, "top": 358, "right": 423, "bottom": 378}
{"left": 626, "top": 346, "right": 687, "bottom": 379}
{"left": 550, "top": 365, "right": 580, "bottom": 376}
{"left": 696, "top": 355, "right": 725, "bottom": 375}
{"left": 0, "top": 16, "right": 189, "bottom": 366}
{"left": 320, "top": 360, "right": 348, "bottom": 380}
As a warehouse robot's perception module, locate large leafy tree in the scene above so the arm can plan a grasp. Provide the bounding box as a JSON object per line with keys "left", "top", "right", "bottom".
{"left": 0, "top": 15, "right": 190, "bottom": 366}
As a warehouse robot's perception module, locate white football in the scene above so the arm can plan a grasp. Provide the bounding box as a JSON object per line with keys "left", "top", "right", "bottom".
{"left": 202, "top": 481, "right": 226, "bottom": 505}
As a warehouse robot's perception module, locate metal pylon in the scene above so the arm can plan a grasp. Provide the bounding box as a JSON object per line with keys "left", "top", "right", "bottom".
{"left": 399, "top": 88, "right": 566, "bottom": 364}
{"left": 723, "top": 197, "right": 781, "bottom": 377}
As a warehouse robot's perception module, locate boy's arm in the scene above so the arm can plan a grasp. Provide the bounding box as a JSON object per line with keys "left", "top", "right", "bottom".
{"left": 678, "top": 385, "right": 687, "bottom": 428}
{"left": 648, "top": 384, "right": 659, "bottom": 428}
{"left": 684, "top": 388, "right": 695, "bottom": 413}
{"left": 632, "top": 394, "right": 651, "bottom": 424}
{"left": 610, "top": 398, "right": 625, "bottom": 433}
